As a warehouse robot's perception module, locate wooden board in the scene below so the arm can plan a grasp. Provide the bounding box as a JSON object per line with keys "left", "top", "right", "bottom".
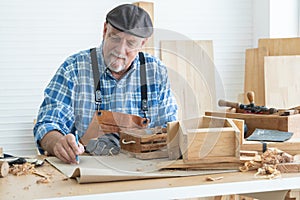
{"left": 245, "top": 38, "right": 300, "bottom": 106}
{"left": 133, "top": 2, "right": 154, "bottom": 56}
{"left": 241, "top": 139, "right": 300, "bottom": 155}
{"left": 264, "top": 55, "right": 300, "bottom": 109}
{"left": 258, "top": 38, "right": 300, "bottom": 56}
{"left": 276, "top": 163, "right": 300, "bottom": 173}
{"left": 244, "top": 47, "right": 268, "bottom": 105}
{"left": 157, "top": 159, "right": 240, "bottom": 170}
{"left": 161, "top": 40, "right": 216, "bottom": 120}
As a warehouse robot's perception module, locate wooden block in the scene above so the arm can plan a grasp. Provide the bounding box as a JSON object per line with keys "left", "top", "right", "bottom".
{"left": 177, "top": 116, "right": 240, "bottom": 166}
{"left": 276, "top": 163, "right": 300, "bottom": 173}
{"left": 166, "top": 121, "right": 181, "bottom": 159}
{"left": 240, "top": 150, "right": 258, "bottom": 157}
{"left": 241, "top": 140, "right": 300, "bottom": 155}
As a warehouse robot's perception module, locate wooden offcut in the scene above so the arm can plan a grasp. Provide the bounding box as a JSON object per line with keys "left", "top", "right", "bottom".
{"left": 0, "top": 161, "right": 9, "bottom": 178}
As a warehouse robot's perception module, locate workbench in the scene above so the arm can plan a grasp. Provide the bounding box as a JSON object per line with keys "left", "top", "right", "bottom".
{"left": 1, "top": 158, "right": 300, "bottom": 200}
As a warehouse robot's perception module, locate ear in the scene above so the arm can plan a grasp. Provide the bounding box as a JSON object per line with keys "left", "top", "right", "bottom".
{"left": 141, "top": 38, "right": 148, "bottom": 47}
{"left": 103, "top": 22, "right": 108, "bottom": 39}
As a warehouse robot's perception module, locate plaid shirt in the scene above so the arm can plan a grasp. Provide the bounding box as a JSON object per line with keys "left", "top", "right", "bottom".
{"left": 33, "top": 44, "right": 178, "bottom": 152}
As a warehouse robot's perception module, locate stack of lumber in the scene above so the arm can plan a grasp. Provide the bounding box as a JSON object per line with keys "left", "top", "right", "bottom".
{"left": 244, "top": 38, "right": 300, "bottom": 109}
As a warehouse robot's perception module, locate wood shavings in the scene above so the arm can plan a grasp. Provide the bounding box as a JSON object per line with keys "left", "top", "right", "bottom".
{"left": 261, "top": 148, "right": 293, "bottom": 164}
{"left": 9, "top": 163, "right": 36, "bottom": 176}
{"left": 239, "top": 160, "right": 261, "bottom": 172}
{"left": 254, "top": 164, "right": 281, "bottom": 179}
{"left": 36, "top": 177, "right": 50, "bottom": 184}
{"left": 240, "top": 148, "right": 291, "bottom": 179}
{"left": 205, "top": 176, "right": 223, "bottom": 181}
{"left": 9, "top": 162, "right": 51, "bottom": 184}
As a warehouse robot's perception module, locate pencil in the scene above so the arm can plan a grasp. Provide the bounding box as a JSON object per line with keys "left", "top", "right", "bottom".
{"left": 75, "top": 133, "right": 80, "bottom": 163}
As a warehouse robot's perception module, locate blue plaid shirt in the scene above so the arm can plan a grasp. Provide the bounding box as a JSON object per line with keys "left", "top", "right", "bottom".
{"left": 33, "top": 44, "right": 178, "bottom": 152}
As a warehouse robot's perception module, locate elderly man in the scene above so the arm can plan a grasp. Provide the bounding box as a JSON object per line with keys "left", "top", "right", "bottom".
{"left": 34, "top": 4, "right": 178, "bottom": 164}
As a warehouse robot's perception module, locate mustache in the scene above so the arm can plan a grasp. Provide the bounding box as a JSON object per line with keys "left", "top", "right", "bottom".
{"left": 111, "top": 51, "right": 127, "bottom": 60}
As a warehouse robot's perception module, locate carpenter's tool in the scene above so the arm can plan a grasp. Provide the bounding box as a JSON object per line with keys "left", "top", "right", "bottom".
{"left": 218, "top": 91, "right": 278, "bottom": 114}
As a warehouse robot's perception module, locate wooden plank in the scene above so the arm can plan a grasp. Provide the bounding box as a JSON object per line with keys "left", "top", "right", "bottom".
{"left": 244, "top": 47, "right": 268, "bottom": 105}
{"left": 132, "top": 2, "right": 154, "bottom": 56}
{"left": 258, "top": 38, "right": 300, "bottom": 56}
{"left": 121, "top": 149, "right": 168, "bottom": 160}
{"left": 157, "top": 159, "right": 240, "bottom": 170}
{"left": 241, "top": 139, "right": 300, "bottom": 155}
{"left": 246, "top": 37, "right": 300, "bottom": 106}
{"left": 264, "top": 55, "right": 300, "bottom": 109}
{"left": 276, "top": 163, "right": 300, "bottom": 173}
{"left": 244, "top": 48, "right": 259, "bottom": 104}
{"left": 161, "top": 40, "right": 216, "bottom": 120}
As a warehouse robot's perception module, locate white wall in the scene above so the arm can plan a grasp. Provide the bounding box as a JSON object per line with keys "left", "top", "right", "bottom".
{"left": 0, "top": 0, "right": 253, "bottom": 155}
{"left": 270, "top": 0, "right": 299, "bottom": 38}
{"left": 253, "top": 0, "right": 270, "bottom": 46}
{"left": 253, "top": 0, "right": 299, "bottom": 46}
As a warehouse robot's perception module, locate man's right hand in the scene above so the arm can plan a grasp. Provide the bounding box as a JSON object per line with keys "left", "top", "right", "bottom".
{"left": 40, "top": 131, "right": 84, "bottom": 164}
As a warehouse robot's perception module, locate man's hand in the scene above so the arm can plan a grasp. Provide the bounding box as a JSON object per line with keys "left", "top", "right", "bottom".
{"left": 41, "top": 131, "right": 84, "bottom": 164}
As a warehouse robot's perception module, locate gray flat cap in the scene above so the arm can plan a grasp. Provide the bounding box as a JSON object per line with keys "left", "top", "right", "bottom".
{"left": 106, "top": 4, "right": 153, "bottom": 38}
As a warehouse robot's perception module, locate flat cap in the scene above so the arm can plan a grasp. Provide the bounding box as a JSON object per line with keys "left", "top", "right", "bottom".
{"left": 106, "top": 4, "right": 153, "bottom": 38}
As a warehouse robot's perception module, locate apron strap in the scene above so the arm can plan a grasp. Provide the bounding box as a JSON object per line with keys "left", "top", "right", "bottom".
{"left": 90, "top": 48, "right": 101, "bottom": 113}
{"left": 139, "top": 52, "right": 148, "bottom": 118}
{"left": 90, "top": 48, "right": 148, "bottom": 117}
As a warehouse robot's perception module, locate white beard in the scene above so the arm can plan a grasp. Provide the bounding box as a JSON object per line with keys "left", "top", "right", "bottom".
{"left": 108, "top": 52, "right": 127, "bottom": 73}
{"left": 108, "top": 64, "right": 125, "bottom": 73}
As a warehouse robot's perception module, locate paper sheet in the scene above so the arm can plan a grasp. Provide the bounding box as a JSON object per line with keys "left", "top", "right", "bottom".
{"left": 46, "top": 153, "right": 235, "bottom": 183}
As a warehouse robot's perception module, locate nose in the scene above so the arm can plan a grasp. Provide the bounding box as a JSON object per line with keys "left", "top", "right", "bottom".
{"left": 115, "top": 39, "right": 128, "bottom": 55}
